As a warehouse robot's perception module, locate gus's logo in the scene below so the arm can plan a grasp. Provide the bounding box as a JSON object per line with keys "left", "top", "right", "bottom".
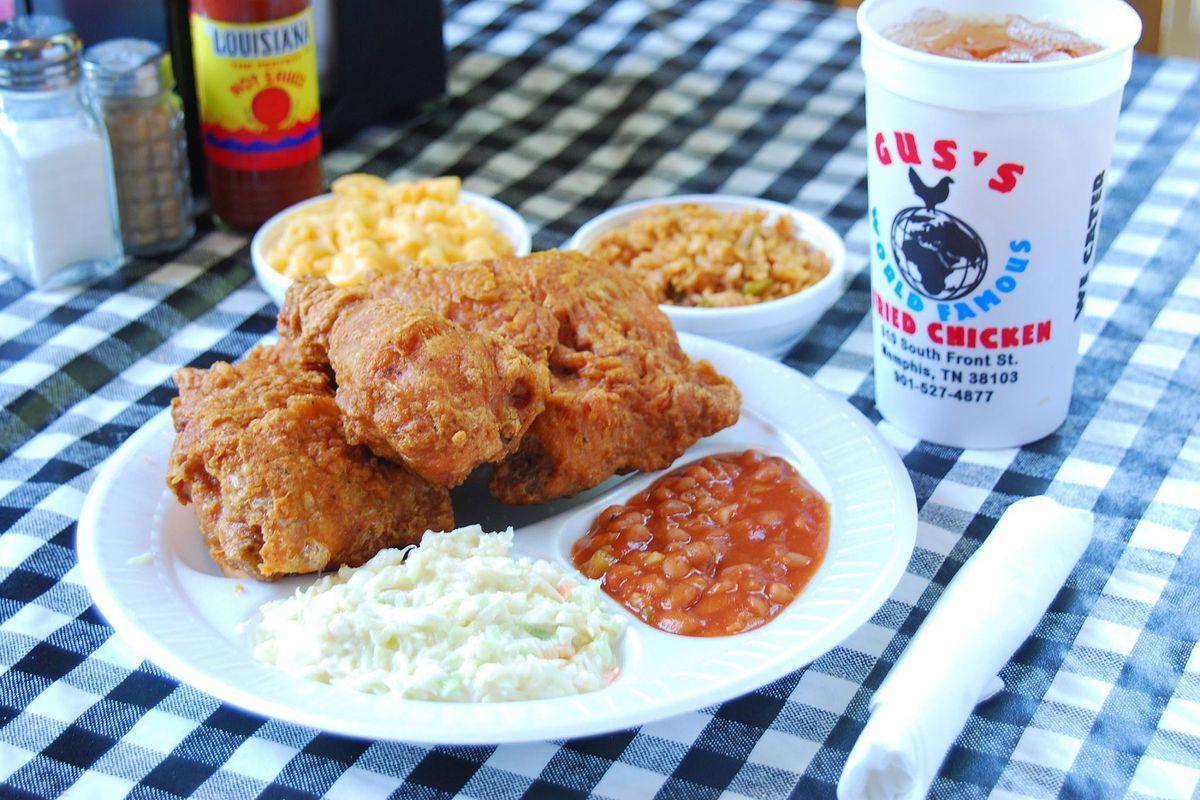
{"left": 874, "top": 131, "right": 1025, "bottom": 194}
{"left": 892, "top": 167, "right": 988, "bottom": 302}
{"left": 871, "top": 130, "right": 1058, "bottom": 352}
{"left": 872, "top": 130, "right": 1036, "bottom": 323}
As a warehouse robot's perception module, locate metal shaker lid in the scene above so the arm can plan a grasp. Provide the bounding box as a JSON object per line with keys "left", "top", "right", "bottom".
{"left": 82, "top": 38, "right": 174, "bottom": 98}
{"left": 0, "top": 15, "right": 82, "bottom": 91}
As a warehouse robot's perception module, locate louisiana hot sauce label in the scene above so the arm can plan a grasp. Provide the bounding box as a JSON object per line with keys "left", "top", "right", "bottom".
{"left": 190, "top": 9, "right": 321, "bottom": 170}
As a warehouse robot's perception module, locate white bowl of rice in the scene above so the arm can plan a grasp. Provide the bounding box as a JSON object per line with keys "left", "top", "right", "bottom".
{"left": 566, "top": 194, "right": 846, "bottom": 359}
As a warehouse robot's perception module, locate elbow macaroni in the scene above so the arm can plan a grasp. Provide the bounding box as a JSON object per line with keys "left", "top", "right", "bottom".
{"left": 264, "top": 175, "right": 516, "bottom": 288}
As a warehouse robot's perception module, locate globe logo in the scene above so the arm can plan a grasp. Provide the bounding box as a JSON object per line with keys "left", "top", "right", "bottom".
{"left": 890, "top": 168, "right": 988, "bottom": 302}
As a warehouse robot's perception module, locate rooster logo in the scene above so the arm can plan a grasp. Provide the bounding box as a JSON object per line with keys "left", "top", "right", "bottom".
{"left": 890, "top": 168, "right": 988, "bottom": 302}
{"left": 910, "top": 168, "right": 953, "bottom": 210}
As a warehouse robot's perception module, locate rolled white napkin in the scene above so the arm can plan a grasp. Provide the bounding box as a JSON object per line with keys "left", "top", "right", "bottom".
{"left": 838, "top": 495, "right": 1094, "bottom": 800}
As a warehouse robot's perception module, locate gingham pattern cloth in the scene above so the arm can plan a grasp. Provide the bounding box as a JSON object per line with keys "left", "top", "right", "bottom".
{"left": 1, "top": 1, "right": 1198, "bottom": 797}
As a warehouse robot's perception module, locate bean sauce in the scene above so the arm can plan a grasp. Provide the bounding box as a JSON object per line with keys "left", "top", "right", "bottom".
{"left": 571, "top": 450, "right": 829, "bottom": 636}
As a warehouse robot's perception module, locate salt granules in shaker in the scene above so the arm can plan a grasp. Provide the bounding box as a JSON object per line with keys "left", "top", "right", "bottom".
{"left": 83, "top": 38, "right": 194, "bottom": 256}
{"left": 0, "top": 16, "right": 123, "bottom": 289}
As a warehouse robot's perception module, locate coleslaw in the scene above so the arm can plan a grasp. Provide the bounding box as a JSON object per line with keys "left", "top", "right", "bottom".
{"left": 249, "top": 525, "right": 625, "bottom": 702}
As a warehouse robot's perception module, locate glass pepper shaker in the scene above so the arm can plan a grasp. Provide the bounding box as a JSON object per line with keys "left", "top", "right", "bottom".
{"left": 0, "top": 16, "right": 124, "bottom": 289}
{"left": 83, "top": 38, "right": 195, "bottom": 256}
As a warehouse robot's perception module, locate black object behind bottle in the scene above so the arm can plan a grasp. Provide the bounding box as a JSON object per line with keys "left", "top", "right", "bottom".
{"left": 320, "top": 0, "right": 447, "bottom": 148}
{"left": 28, "top": 0, "right": 448, "bottom": 194}
{"left": 164, "top": 0, "right": 204, "bottom": 196}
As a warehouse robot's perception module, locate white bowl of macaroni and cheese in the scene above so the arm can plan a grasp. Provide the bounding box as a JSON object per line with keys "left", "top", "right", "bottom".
{"left": 566, "top": 194, "right": 846, "bottom": 359}
{"left": 251, "top": 175, "right": 532, "bottom": 307}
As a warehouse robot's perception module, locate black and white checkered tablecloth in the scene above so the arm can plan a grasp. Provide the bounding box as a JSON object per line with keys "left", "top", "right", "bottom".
{"left": 2, "top": 0, "right": 1198, "bottom": 797}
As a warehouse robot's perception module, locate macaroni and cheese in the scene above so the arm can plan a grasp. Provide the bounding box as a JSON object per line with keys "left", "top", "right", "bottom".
{"left": 263, "top": 175, "right": 515, "bottom": 288}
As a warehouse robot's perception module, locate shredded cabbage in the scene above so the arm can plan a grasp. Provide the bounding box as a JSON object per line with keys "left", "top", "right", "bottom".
{"left": 250, "top": 525, "right": 625, "bottom": 702}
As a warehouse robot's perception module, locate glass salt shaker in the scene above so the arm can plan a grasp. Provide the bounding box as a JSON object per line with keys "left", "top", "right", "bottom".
{"left": 83, "top": 38, "right": 194, "bottom": 256}
{"left": 0, "top": 16, "right": 123, "bottom": 288}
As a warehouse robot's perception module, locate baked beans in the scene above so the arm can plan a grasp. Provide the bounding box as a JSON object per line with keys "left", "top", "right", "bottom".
{"left": 571, "top": 450, "right": 829, "bottom": 636}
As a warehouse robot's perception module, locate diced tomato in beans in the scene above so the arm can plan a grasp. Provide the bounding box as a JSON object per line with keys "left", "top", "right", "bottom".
{"left": 571, "top": 450, "right": 829, "bottom": 636}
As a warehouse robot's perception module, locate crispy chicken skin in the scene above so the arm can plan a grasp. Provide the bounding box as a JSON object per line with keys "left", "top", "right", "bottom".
{"left": 278, "top": 277, "right": 550, "bottom": 487}
{"left": 167, "top": 345, "right": 453, "bottom": 581}
{"left": 482, "top": 251, "right": 742, "bottom": 504}
{"left": 360, "top": 251, "right": 742, "bottom": 504}
{"left": 366, "top": 259, "right": 560, "bottom": 364}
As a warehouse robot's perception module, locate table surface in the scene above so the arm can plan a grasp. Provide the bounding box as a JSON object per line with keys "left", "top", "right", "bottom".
{"left": 2, "top": 1, "right": 1199, "bottom": 798}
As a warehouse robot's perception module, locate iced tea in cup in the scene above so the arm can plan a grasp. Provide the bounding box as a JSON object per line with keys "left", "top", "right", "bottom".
{"left": 857, "top": 0, "right": 1140, "bottom": 448}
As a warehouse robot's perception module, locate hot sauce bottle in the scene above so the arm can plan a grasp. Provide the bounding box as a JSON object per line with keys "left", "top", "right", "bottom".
{"left": 189, "top": 0, "right": 323, "bottom": 231}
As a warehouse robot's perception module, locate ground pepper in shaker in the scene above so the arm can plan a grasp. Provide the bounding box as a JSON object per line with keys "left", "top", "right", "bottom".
{"left": 0, "top": 16, "right": 124, "bottom": 289}
{"left": 83, "top": 38, "right": 195, "bottom": 256}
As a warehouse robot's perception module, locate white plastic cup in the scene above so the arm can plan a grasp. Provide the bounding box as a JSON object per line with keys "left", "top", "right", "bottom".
{"left": 857, "top": 0, "right": 1141, "bottom": 449}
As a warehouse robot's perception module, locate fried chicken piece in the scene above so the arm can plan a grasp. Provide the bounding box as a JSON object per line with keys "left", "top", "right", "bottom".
{"left": 167, "top": 345, "right": 453, "bottom": 581}
{"left": 360, "top": 251, "right": 739, "bottom": 503}
{"left": 484, "top": 251, "right": 741, "bottom": 504}
{"left": 366, "top": 259, "right": 560, "bottom": 363}
{"left": 278, "top": 277, "right": 550, "bottom": 487}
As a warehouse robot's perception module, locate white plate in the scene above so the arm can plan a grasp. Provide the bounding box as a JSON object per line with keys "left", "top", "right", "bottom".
{"left": 565, "top": 194, "right": 848, "bottom": 359}
{"left": 250, "top": 189, "right": 532, "bottom": 307}
{"left": 77, "top": 334, "right": 915, "bottom": 745}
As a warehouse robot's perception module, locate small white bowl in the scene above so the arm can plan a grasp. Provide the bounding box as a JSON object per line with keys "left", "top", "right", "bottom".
{"left": 250, "top": 190, "right": 533, "bottom": 307}
{"left": 566, "top": 194, "right": 847, "bottom": 359}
